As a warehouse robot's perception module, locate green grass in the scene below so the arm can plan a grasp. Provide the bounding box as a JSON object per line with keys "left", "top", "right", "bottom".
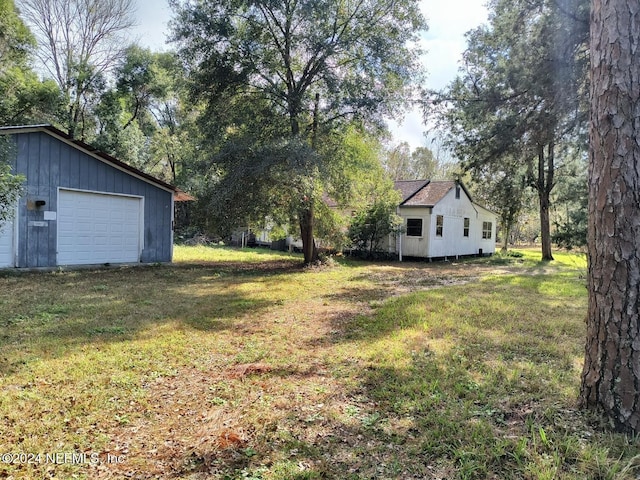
{"left": 0, "top": 245, "right": 637, "bottom": 479}
{"left": 173, "top": 243, "right": 300, "bottom": 264}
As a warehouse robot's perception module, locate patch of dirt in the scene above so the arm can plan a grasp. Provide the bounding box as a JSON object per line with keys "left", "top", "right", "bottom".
{"left": 226, "top": 362, "right": 273, "bottom": 379}
{"left": 93, "top": 365, "right": 255, "bottom": 479}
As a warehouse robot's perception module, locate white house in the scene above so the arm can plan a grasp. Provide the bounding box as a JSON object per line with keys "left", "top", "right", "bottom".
{"left": 387, "top": 180, "right": 497, "bottom": 260}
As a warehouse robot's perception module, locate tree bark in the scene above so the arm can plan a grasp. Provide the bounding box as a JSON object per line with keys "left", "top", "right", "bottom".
{"left": 536, "top": 143, "right": 554, "bottom": 261}
{"left": 580, "top": 0, "right": 640, "bottom": 434}
{"left": 538, "top": 191, "right": 553, "bottom": 260}
{"left": 299, "top": 205, "right": 318, "bottom": 265}
{"left": 296, "top": 92, "right": 321, "bottom": 265}
{"left": 501, "top": 224, "right": 510, "bottom": 253}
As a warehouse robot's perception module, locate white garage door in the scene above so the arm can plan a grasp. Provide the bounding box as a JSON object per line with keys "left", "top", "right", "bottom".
{"left": 0, "top": 217, "right": 14, "bottom": 267}
{"left": 58, "top": 190, "right": 143, "bottom": 265}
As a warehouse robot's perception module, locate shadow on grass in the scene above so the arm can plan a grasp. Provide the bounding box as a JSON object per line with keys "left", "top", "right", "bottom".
{"left": 0, "top": 261, "right": 300, "bottom": 376}
{"left": 217, "top": 340, "right": 594, "bottom": 477}
{"left": 172, "top": 344, "right": 590, "bottom": 480}
{"left": 315, "top": 357, "right": 583, "bottom": 479}
{"left": 167, "top": 270, "right": 592, "bottom": 479}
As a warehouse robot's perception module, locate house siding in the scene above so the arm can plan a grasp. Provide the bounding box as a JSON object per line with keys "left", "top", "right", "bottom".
{"left": 476, "top": 205, "right": 497, "bottom": 254}
{"left": 397, "top": 207, "right": 431, "bottom": 258}
{"left": 428, "top": 188, "right": 479, "bottom": 258}
{"left": 7, "top": 131, "right": 173, "bottom": 268}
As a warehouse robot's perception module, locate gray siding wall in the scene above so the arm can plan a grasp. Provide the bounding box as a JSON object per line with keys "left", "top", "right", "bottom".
{"left": 11, "top": 131, "right": 173, "bottom": 267}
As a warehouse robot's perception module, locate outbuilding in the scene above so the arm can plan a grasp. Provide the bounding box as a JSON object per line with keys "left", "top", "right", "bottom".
{"left": 0, "top": 124, "right": 184, "bottom": 268}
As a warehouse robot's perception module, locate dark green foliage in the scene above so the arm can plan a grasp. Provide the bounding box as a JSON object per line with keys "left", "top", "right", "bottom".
{"left": 348, "top": 193, "right": 402, "bottom": 259}
{"left": 0, "top": 0, "right": 62, "bottom": 126}
{"left": 552, "top": 167, "right": 587, "bottom": 249}
{"left": 0, "top": 0, "right": 34, "bottom": 67}
{"left": 467, "top": 158, "right": 531, "bottom": 252}
{"left": 0, "top": 69, "right": 61, "bottom": 125}
{"left": 91, "top": 47, "right": 201, "bottom": 185}
{"left": 0, "top": 138, "right": 24, "bottom": 225}
{"left": 204, "top": 136, "right": 320, "bottom": 236}
{"left": 0, "top": 163, "right": 23, "bottom": 225}
{"left": 0, "top": 0, "right": 53, "bottom": 218}
{"left": 553, "top": 210, "right": 587, "bottom": 250}
{"left": 433, "top": 0, "right": 589, "bottom": 260}
{"left": 170, "top": 0, "right": 426, "bottom": 263}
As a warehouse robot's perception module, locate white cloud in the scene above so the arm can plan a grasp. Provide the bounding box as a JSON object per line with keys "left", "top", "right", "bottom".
{"left": 388, "top": 0, "right": 488, "bottom": 150}
{"left": 421, "top": 0, "right": 489, "bottom": 90}
{"left": 133, "top": 0, "right": 172, "bottom": 50}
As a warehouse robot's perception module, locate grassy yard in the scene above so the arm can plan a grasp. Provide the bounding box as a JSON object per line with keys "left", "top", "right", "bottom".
{"left": 0, "top": 246, "right": 638, "bottom": 479}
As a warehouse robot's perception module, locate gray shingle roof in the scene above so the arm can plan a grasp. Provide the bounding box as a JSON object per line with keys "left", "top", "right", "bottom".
{"left": 401, "top": 180, "right": 457, "bottom": 207}
{"left": 393, "top": 180, "right": 430, "bottom": 203}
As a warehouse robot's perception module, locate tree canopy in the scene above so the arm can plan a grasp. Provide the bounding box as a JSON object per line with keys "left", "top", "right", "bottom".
{"left": 382, "top": 142, "right": 446, "bottom": 181}
{"left": 18, "top": 0, "right": 136, "bottom": 139}
{"left": 170, "top": 0, "right": 426, "bottom": 264}
{"left": 432, "top": 0, "right": 589, "bottom": 259}
{"left": 0, "top": 0, "right": 51, "bottom": 224}
{"left": 0, "top": 0, "right": 60, "bottom": 126}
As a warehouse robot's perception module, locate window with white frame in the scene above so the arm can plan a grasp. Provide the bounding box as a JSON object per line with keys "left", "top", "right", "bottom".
{"left": 463, "top": 217, "right": 470, "bottom": 237}
{"left": 482, "top": 221, "right": 493, "bottom": 239}
{"left": 436, "top": 215, "right": 444, "bottom": 237}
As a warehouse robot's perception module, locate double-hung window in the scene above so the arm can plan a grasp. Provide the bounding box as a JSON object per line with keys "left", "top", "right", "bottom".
{"left": 436, "top": 215, "right": 444, "bottom": 237}
{"left": 482, "top": 221, "right": 493, "bottom": 239}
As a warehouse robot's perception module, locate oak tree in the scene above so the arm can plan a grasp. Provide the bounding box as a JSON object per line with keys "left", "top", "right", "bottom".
{"left": 170, "top": 0, "right": 426, "bottom": 264}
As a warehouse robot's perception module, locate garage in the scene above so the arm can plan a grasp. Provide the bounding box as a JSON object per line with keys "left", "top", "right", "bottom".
{"left": 0, "top": 217, "right": 14, "bottom": 267}
{"left": 0, "top": 125, "right": 182, "bottom": 268}
{"left": 57, "top": 189, "right": 143, "bottom": 265}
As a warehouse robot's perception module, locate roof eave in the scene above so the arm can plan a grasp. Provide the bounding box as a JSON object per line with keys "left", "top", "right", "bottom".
{"left": 0, "top": 124, "right": 182, "bottom": 195}
{"left": 398, "top": 179, "right": 431, "bottom": 205}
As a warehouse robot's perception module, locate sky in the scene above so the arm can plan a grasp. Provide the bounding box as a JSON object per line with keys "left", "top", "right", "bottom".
{"left": 132, "top": 0, "right": 489, "bottom": 151}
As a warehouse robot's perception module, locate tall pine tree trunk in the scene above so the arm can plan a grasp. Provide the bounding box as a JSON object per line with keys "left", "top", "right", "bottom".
{"left": 580, "top": 0, "right": 640, "bottom": 434}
